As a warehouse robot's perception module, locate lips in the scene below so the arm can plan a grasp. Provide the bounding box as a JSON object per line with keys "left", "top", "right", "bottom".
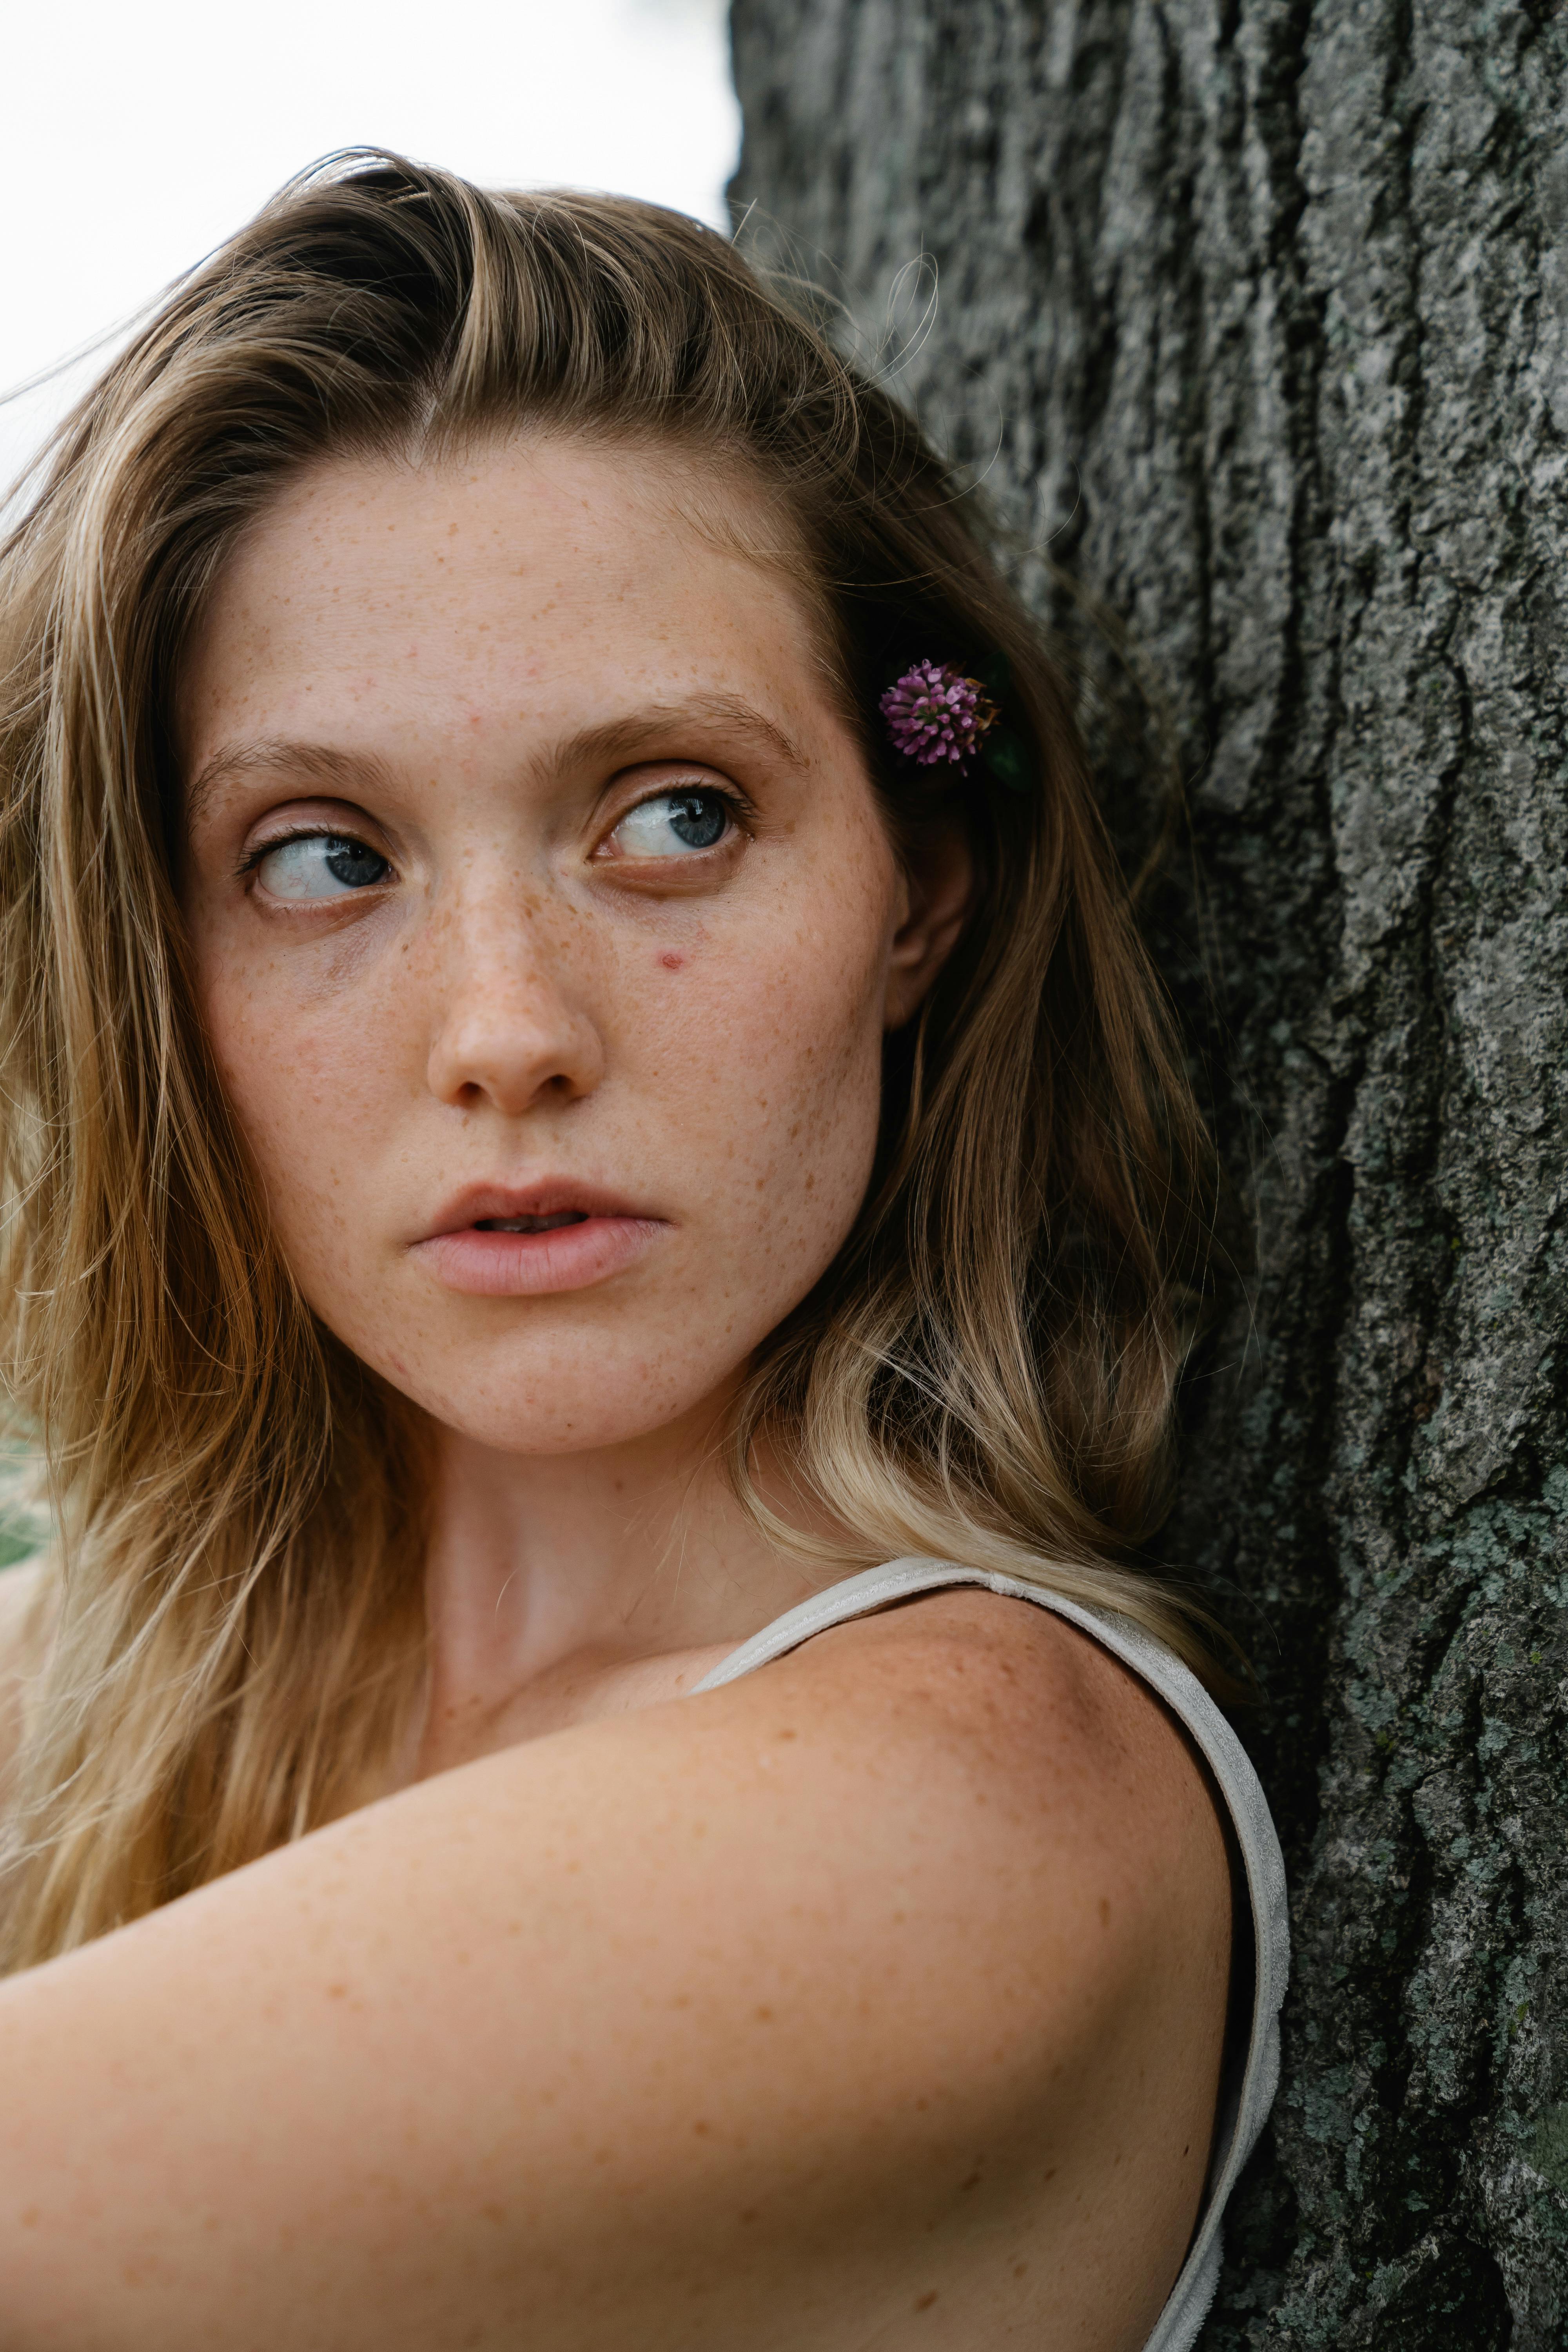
{"left": 411, "top": 1181, "right": 667, "bottom": 1298}
{"left": 474, "top": 1209, "right": 588, "bottom": 1235}
{"left": 420, "top": 1180, "right": 652, "bottom": 1241}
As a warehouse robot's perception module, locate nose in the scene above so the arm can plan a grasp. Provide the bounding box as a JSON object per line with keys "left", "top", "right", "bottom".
{"left": 423, "top": 886, "right": 606, "bottom": 1117}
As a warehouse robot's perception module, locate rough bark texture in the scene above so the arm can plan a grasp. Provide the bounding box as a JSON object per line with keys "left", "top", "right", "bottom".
{"left": 729, "top": 4, "right": 1568, "bottom": 2341}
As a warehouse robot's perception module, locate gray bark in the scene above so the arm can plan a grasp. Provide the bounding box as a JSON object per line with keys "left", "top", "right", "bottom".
{"left": 728, "top": 2, "right": 1568, "bottom": 2342}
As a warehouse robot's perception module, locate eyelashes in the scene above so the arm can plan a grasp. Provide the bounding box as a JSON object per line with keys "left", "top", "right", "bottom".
{"left": 235, "top": 826, "right": 387, "bottom": 882}
{"left": 237, "top": 776, "right": 755, "bottom": 898}
{"left": 244, "top": 833, "right": 394, "bottom": 900}
{"left": 602, "top": 785, "right": 742, "bottom": 860}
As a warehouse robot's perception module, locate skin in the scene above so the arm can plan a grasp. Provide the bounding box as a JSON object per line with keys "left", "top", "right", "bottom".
{"left": 179, "top": 436, "right": 971, "bottom": 1765}
{"left": 0, "top": 437, "right": 1232, "bottom": 2349}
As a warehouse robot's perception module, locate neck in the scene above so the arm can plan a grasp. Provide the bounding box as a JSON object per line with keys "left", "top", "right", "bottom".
{"left": 412, "top": 1389, "right": 822, "bottom": 1774}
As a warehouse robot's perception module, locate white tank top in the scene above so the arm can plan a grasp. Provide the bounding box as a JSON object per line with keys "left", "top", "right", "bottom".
{"left": 691, "top": 1557, "right": 1289, "bottom": 2352}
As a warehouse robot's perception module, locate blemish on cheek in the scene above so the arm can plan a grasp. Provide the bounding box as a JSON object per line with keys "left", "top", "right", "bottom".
{"left": 659, "top": 951, "right": 685, "bottom": 971}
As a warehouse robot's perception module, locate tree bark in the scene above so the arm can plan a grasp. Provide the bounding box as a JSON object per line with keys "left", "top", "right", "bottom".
{"left": 728, "top": 2, "right": 1568, "bottom": 2341}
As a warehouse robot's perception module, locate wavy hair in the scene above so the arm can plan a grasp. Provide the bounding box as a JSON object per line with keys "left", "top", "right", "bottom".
{"left": 0, "top": 154, "right": 1220, "bottom": 1971}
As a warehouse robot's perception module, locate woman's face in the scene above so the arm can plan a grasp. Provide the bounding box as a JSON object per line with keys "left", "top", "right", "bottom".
{"left": 179, "top": 437, "right": 955, "bottom": 1453}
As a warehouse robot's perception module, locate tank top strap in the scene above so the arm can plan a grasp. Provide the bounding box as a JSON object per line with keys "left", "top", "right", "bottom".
{"left": 691, "top": 1556, "right": 1289, "bottom": 2352}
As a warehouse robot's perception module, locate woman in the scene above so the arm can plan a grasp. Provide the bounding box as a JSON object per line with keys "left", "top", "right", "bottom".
{"left": 0, "top": 155, "right": 1285, "bottom": 2348}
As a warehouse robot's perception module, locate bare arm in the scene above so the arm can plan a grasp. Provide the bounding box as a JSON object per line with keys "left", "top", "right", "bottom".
{"left": 0, "top": 1594, "right": 1230, "bottom": 2352}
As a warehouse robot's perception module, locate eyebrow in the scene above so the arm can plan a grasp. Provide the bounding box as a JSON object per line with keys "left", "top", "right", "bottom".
{"left": 185, "top": 739, "right": 392, "bottom": 828}
{"left": 541, "top": 693, "right": 810, "bottom": 780}
{"left": 184, "top": 694, "right": 811, "bottom": 826}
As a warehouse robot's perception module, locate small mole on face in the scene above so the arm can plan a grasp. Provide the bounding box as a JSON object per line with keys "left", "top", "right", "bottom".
{"left": 659, "top": 951, "right": 685, "bottom": 971}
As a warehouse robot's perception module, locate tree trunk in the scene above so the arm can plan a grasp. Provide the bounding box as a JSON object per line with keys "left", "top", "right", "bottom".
{"left": 728, "top": 3, "right": 1568, "bottom": 2341}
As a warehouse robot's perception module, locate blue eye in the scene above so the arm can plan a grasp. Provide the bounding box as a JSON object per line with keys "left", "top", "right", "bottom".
{"left": 612, "top": 791, "right": 730, "bottom": 857}
{"left": 256, "top": 835, "right": 391, "bottom": 899}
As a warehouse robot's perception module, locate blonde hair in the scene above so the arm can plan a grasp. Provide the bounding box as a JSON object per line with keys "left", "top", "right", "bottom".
{"left": 0, "top": 153, "right": 1221, "bottom": 1972}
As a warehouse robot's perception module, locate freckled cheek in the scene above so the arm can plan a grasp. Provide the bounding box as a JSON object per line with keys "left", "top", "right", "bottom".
{"left": 198, "top": 965, "right": 412, "bottom": 1242}
{"left": 642, "top": 944, "right": 887, "bottom": 1246}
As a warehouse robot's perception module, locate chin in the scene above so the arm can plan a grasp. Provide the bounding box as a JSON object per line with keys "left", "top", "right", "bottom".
{"left": 369, "top": 1341, "right": 744, "bottom": 1459}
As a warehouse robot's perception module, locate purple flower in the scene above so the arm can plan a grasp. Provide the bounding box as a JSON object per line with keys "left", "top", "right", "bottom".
{"left": 878, "top": 660, "right": 998, "bottom": 766}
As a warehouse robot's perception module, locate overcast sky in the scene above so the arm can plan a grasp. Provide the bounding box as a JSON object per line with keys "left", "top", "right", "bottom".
{"left": 0, "top": 0, "right": 739, "bottom": 492}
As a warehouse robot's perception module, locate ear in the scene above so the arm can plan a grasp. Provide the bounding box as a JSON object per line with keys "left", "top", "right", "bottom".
{"left": 884, "top": 819, "right": 975, "bottom": 1031}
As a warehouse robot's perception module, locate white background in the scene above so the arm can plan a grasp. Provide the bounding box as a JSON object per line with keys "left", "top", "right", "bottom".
{"left": 0, "top": 0, "right": 739, "bottom": 493}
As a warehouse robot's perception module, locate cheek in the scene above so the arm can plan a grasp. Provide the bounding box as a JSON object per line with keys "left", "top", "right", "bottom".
{"left": 642, "top": 888, "right": 889, "bottom": 1281}
{"left": 192, "top": 934, "right": 416, "bottom": 1259}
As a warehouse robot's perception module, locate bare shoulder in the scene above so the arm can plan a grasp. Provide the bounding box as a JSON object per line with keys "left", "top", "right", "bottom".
{"left": 686, "top": 1575, "right": 1237, "bottom": 2107}
{"left": 736, "top": 1581, "right": 1233, "bottom": 1919}
{"left": 676, "top": 1581, "right": 1235, "bottom": 2344}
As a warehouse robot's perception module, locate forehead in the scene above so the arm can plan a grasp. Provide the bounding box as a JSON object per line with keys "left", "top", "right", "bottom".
{"left": 178, "top": 435, "right": 837, "bottom": 753}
